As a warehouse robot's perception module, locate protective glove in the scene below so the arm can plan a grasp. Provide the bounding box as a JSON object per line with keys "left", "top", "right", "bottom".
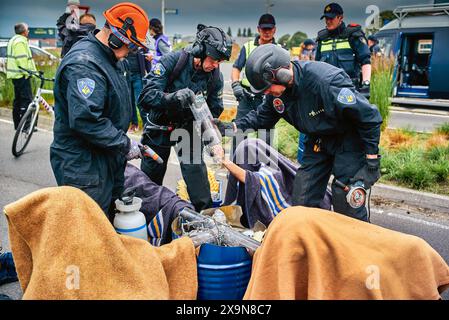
{"left": 165, "top": 88, "right": 196, "bottom": 111}
{"left": 125, "top": 139, "right": 143, "bottom": 161}
{"left": 359, "top": 83, "right": 371, "bottom": 100}
{"left": 213, "top": 119, "right": 236, "bottom": 136}
{"left": 351, "top": 157, "right": 381, "bottom": 189}
{"left": 231, "top": 81, "right": 246, "bottom": 101}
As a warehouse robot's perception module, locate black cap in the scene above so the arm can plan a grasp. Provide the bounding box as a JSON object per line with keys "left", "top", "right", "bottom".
{"left": 149, "top": 18, "right": 161, "bottom": 28}
{"left": 304, "top": 39, "right": 316, "bottom": 46}
{"left": 258, "top": 13, "right": 276, "bottom": 28}
{"left": 320, "top": 3, "right": 344, "bottom": 20}
{"left": 368, "top": 35, "right": 378, "bottom": 42}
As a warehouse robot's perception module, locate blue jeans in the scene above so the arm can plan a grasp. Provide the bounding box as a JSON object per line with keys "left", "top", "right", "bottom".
{"left": 129, "top": 72, "right": 143, "bottom": 125}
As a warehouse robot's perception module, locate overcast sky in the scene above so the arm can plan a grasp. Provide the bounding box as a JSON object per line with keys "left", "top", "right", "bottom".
{"left": 0, "top": 0, "right": 433, "bottom": 39}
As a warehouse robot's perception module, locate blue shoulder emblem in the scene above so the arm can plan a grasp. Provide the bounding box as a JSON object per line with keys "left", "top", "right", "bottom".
{"left": 337, "top": 88, "right": 357, "bottom": 105}
{"left": 77, "top": 78, "right": 95, "bottom": 99}
{"left": 151, "top": 63, "right": 166, "bottom": 77}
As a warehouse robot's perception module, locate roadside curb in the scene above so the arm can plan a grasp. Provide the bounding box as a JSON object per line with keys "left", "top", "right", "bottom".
{"left": 371, "top": 183, "right": 449, "bottom": 215}
{"left": 390, "top": 106, "right": 449, "bottom": 117}
{"left": 1, "top": 107, "right": 448, "bottom": 214}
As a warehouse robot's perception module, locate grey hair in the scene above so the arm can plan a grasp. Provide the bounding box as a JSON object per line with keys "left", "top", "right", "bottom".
{"left": 14, "top": 23, "right": 28, "bottom": 35}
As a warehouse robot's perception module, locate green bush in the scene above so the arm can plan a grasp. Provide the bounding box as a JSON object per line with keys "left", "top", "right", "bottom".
{"left": 436, "top": 122, "right": 449, "bottom": 137}
{"left": 381, "top": 143, "right": 449, "bottom": 192}
{"left": 429, "top": 160, "right": 449, "bottom": 183}
{"left": 274, "top": 119, "right": 299, "bottom": 160}
{"left": 424, "top": 145, "right": 449, "bottom": 162}
{"left": 0, "top": 74, "right": 15, "bottom": 107}
{"left": 370, "top": 55, "right": 395, "bottom": 131}
{"left": 0, "top": 63, "right": 58, "bottom": 107}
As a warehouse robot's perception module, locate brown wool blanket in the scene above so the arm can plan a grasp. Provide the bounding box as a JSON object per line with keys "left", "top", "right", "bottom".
{"left": 244, "top": 206, "right": 449, "bottom": 300}
{"left": 4, "top": 186, "right": 197, "bottom": 300}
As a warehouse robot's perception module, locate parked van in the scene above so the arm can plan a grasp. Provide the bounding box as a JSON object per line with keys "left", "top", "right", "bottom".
{"left": 375, "top": 4, "right": 449, "bottom": 105}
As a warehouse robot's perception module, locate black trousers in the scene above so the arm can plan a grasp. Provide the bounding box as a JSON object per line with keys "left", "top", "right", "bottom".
{"left": 291, "top": 133, "right": 368, "bottom": 222}
{"left": 12, "top": 77, "right": 33, "bottom": 129}
{"left": 140, "top": 132, "right": 212, "bottom": 212}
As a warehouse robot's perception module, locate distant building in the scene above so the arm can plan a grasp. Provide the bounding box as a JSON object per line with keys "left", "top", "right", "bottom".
{"left": 28, "top": 27, "right": 58, "bottom": 48}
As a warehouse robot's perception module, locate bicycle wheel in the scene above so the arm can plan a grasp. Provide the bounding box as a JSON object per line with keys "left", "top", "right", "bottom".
{"left": 12, "top": 105, "right": 38, "bottom": 157}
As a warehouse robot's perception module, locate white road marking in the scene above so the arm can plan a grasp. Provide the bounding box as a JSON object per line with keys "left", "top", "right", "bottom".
{"left": 0, "top": 118, "right": 53, "bottom": 134}
{"left": 372, "top": 208, "right": 449, "bottom": 231}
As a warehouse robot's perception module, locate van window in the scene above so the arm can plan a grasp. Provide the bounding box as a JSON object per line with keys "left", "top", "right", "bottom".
{"left": 0, "top": 46, "right": 6, "bottom": 58}
{"left": 377, "top": 35, "right": 394, "bottom": 57}
{"left": 30, "top": 47, "right": 48, "bottom": 58}
{"left": 417, "top": 39, "right": 432, "bottom": 54}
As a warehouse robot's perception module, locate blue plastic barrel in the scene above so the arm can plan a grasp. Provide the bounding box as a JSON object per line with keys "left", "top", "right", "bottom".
{"left": 197, "top": 243, "right": 252, "bottom": 300}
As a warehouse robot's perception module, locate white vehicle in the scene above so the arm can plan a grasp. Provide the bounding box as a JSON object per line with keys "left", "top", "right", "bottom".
{"left": 0, "top": 42, "right": 60, "bottom": 74}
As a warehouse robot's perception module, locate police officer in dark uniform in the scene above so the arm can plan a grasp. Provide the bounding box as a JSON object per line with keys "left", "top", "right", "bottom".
{"left": 316, "top": 3, "right": 372, "bottom": 97}
{"left": 216, "top": 44, "right": 382, "bottom": 222}
{"left": 368, "top": 35, "right": 382, "bottom": 56}
{"left": 231, "top": 14, "right": 278, "bottom": 152}
{"left": 138, "top": 24, "right": 232, "bottom": 211}
{"left": 51, "top": 3, "right": 150, "bottom": 214}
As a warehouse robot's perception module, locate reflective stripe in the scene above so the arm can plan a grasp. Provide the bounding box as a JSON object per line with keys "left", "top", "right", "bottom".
{"left": 241, "top": 40, "right": 257, "bottom": 88}
{"left": 6, "top": 34, "right": 36, "bottom": 79}
{"left": 320, "top": 39, "right": 351, "bottom": 52}
{"left": 5, "top": 68, "right": 25, "bottom": 73}
{"left": 7, "top": 54, "right": 29, "bottom": 59}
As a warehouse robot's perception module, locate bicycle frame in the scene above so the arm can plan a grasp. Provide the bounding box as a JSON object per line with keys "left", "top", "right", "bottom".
{"left": 27, "top": 80, "right": 54, "bottom": 131}
{"left": 12, "top": 67, "right": 55, "bottom": 157}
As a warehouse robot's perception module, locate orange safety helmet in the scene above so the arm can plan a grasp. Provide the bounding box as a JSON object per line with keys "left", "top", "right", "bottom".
{"left": 103, "top": 2, "right": 149, "bottom": 49}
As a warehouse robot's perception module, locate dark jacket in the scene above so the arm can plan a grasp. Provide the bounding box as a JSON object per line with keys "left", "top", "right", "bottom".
{"left": 138, "top": 50, "right": 224, "bottom": 146}
{"left": 50, "top": 31, "right": 132, "bottom": 212}
{"left": 234, "top": 60, "right": 382, "bottom": 155}
{"left": 315, "top": 23, "right": 371, "bottom": 83}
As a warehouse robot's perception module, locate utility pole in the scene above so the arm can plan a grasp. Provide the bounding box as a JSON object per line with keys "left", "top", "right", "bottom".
{"left": 161, "top": 0, "right": 165, "bottom": 29}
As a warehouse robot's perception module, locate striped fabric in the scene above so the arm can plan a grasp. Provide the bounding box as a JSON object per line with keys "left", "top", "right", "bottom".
{"left": 147, "top": 209, "right": 165, "bottom": 246}
{"left": 255, "top": 165, "right": 290, "bottom": 218}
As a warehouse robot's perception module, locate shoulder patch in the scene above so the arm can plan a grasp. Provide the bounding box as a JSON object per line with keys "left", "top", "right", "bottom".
{"left": 337, "top": 88, "right": 357, "bottom": 105}
{"left": 77, "top": 78, "right": 95, "bottom": 99}
{"left": 151, "top": 63, "right": 166, "bottom": 77}
{"left": 273, "top": 98, "right": 285, "bottom": 113}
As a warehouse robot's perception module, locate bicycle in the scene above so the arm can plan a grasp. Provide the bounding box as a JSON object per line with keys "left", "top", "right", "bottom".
{"left": 11, "top": 67, "right": 55, "bottom": 157}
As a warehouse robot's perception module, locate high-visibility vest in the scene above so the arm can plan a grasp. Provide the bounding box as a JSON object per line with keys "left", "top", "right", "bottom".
{"left": 241, "top": 40, "right": 258, "bottom": 88}
{"left": 318, "top": 36, "right": 357, "bottom": 79}
{"left": 6, "top": 34, "right": 36, "bottom": 79}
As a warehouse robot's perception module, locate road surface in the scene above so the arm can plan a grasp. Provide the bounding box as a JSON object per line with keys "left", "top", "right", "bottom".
{"left": 0, "top": 119, "right": 448, "bottom": 300}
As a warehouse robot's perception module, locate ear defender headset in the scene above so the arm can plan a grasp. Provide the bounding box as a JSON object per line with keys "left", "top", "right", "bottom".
{"left": 262, "top": 62, "right": 293, "bottom": 86}
{"left": 190, "top": 24, "right": 230, "bottom": 60}
{"left": 108, "top": 17, "right": 146, "bottom": 51}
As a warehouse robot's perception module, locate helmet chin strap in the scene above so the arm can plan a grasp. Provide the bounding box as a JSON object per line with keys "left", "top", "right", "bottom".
{"left": 193, "top": 56, "right": 207, "bottom": 72}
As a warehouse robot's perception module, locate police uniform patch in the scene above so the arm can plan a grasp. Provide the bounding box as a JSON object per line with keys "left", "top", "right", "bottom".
{"left": 337, "top": 88, "right": 357, "bottom": 105}
{"left": 151, "top": 63, "right": 166, "bottom": 77}
{"left": 273, "top": 98, "right": 285, "bottom": 113}
{"left": 77, "top": 78, "right": 95, "bottom": 99}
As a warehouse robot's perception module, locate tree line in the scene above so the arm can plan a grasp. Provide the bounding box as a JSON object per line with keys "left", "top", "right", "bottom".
{"left": 227, "top": 26, "right": 308, "bottom": 49}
